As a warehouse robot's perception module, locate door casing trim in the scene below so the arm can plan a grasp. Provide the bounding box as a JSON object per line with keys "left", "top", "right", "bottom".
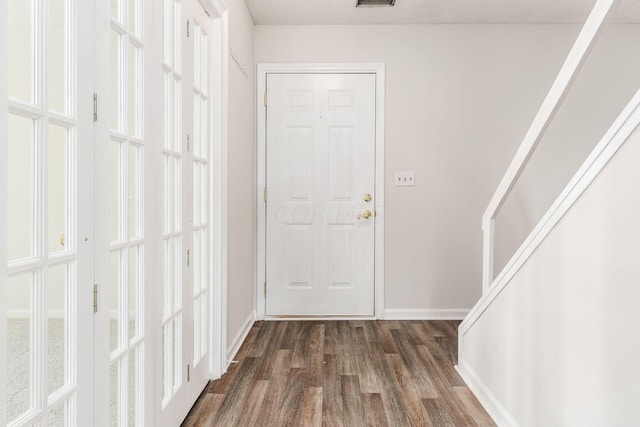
{"left": 256, "top": 63, "right": 386, "bottom": 320}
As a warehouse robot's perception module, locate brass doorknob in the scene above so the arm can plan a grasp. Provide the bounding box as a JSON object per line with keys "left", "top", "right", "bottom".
{"left": 363, "top": 193, "right": 372, "bottom": 202}
{"left": 357, "top": 210, "right": 372, "bottom": 220}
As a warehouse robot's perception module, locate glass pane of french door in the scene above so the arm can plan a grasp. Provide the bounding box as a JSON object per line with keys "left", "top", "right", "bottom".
{"left": 4, "top": 0, "right": 94, "bottom": 425}
{"left": 108, "top": 0, "right": 145, "bottom": 425}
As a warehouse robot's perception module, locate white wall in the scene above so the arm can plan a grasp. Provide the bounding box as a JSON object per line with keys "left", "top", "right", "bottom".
{"left": 225, "top": 0, "right": 256, "bottom": 350}
{"left": 254, "top": 24, "right": 585, "bottom": 312}
{"left": 459, "top": 122, "right": 640, "bottom": 426}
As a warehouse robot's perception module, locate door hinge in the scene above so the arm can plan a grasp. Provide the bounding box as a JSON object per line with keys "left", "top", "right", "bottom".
{"left": 93, "top": 284, "right": 98, "bottom": 313}
{"left": 187, "top": 134, "right": 190, "bottom": 152}
{"left": 187, "top": 20, "right": 190, "bottom": 37}
{"left": 187, "top": 249, "right": 190, "bottom": 267}
{"left": 263, "top": 187, "right": 267, "bottom": 203}
{"left": 264, "top": 282, "right": 267, "bottom": 297}
{"left": 264, "top": 92, "right": 267, "bottom": 107}
{"left": 93, "top": 93, "right": 98, "bottom": 122}
{"left": 187, "top": 364, "right": 190, "bottom": 382}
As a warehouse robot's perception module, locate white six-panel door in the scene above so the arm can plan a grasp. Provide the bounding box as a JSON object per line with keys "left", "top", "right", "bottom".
{"left": 266, "top": 73, "right": 376, "bottom": 316}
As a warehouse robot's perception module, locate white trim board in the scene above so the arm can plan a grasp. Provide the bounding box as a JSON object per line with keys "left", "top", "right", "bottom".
{"left": 226, "top": 311, "right": 256, "bottom": 366}
{"left": 455, "top": 361, "right": 519, "bottom": 427}
{"left": 255, "top": 63, "right": 386, "bottom": 320}
{"left": 0, "top": 1, "right": 7, "bottom": 419}
{"left": 383, "top": 309, "right": 470, "bottom": 320}
{"left": 6, "top": 310, "right": 64, "bottom": 319}
{"left": 265, "top": 316, "right": 377, "bottom": 321}
{"left": 462, "top": 88, "right": 640, "bottom": 337}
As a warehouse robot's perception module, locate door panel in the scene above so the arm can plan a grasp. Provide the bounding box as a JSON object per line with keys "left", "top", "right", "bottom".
{"left": 266, "top": 74, "right": 376, "bottom": 316}
{"left": 187, "top": 7, "right": 212, "bottom": 405}
{"left": 158, "top": 0, "right": 212, "bottom": 424}
{"left": 3, "top": 0, "right": 95, "bottom": 425}
{"left": 160, "top": 0, "right": 185, "bottom": 421}
{"left": 107, "top": 0, "right": 146, "bottom": 424}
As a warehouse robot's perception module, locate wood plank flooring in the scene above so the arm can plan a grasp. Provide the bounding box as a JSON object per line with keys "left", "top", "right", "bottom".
{"left": 182, "top": 320, "right": 495, "bottom": 427}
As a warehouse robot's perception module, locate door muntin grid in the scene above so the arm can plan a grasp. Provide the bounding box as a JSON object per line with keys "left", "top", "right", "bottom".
{"left": 191, "top": 20, "right": 209, "bottom": 366}
{"left": 162, "top": 0, "right": 184, "bottom": 406}
{"left": 6, "top": 0, "right": 80, "bottom": 425}
{"left": 108, "top": 0, "right": 145, "bottom": 425}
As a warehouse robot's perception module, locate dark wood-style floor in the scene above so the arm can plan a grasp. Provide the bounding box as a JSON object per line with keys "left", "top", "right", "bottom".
{"left": 182, "top": 320, "right": 495, "bottom": 426}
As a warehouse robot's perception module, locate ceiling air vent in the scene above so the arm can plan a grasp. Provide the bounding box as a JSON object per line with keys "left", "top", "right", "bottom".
{"left": 356, "top": 0, "right": 396, "bottom": 7}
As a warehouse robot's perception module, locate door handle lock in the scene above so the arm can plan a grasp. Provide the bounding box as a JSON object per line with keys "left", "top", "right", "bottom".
{"left": 363, "top": 193, "right": 372, "bottom": 202}
{"left": 357, "top": 210, "right": 372, "bottom": 220}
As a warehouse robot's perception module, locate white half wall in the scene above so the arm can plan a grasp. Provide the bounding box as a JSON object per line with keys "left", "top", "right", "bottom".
{"left": 254, "top": 24, "right": 588, "bottom": 312}
{"left": 225, "top": 0, "right": 256, "bottom": 354}
{"left": 459, "top": 123, "right": 640, "bottom": 426}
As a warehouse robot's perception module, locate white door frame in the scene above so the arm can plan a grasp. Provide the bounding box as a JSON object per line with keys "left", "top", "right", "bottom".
{"left": 256, "top": 63, "right": 386, "bottom": 320}
{"left": 201, "top": 0, "right": 229, "bottom": 381}
{"left": 0, "top": 3, "right": 8, "bottom": 422}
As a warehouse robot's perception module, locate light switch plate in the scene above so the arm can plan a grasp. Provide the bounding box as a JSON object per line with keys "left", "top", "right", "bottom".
{"left": 395, "top": 171, "right": 415, "bottom": 187}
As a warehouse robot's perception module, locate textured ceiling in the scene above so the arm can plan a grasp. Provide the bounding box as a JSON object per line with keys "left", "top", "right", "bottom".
{"left": 245, "top": 0, "right": 640, "bottom": 25}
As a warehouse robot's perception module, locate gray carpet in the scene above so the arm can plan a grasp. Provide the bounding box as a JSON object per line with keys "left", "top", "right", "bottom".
{"left": 7, "top": 319, "right": 136, "bottom": 426}
{"left": 7, "top": 319, "right": 65, "bottom": 425}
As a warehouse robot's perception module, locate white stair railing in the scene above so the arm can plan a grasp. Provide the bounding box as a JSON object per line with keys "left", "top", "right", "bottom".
{"left": 481, "top": 0, "right": 621, "bottom": 293}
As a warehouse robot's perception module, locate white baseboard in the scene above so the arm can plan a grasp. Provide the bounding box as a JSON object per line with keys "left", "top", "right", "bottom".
{"left": 8, "top": 309, "right": 64, "bottom": 319}
{"left": 226, "top": 310, "right": 256, "bottom": 366}
{"left": 264, "top": 316, "right": 376, "bottom": 321}
{"left": 7, "top": 310, "right": 31, "bottom": 319}
{"left": 383, "top": 308, "right": 470, "bottom": 320}
{"left": 456, "top": 360, "right": 518, "bottom": 427}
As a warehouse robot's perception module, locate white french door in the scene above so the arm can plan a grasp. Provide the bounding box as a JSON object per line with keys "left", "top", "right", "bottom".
{"left": 2, "top": 0, "right": 95, "bottom": 425}
{"left": 158, "top": 0, "right": 213, "bottom": 424}
{"left": 185, "top": 2, "right": 213, "bottom": 406}
{"left": 102, "top": 0, "right": 147, "bottom": 425}
{"left": 265, "top": 73, "right": 377, "bottom": 317}
{"left": 4, "top": 0, "right": 221, "bottom": 425}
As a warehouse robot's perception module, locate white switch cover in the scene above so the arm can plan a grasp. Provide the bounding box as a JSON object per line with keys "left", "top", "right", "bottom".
{"left": 395, "top": 171, "right": 415, "bottom": 187}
